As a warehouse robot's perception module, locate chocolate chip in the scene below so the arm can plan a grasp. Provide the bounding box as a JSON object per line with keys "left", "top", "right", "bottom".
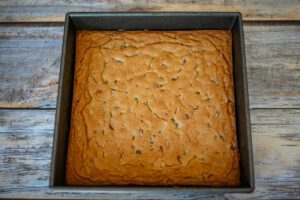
{"left": 219, "top": 134, "right": 224, "bottom": 141}
{"left": 109, "top": 123, "right": 114, "bottom": 130}
{"left": 185, "top": 114, "right": 190, "bottom": 119}
{"left": 160, "top": 146, "right": 163, "bottom": 153}
{"left": 136, "top": 150, "right": 142, "bottom": 155}
{"left": 172, "top": 76, "right": 178, "bottom": 81}
{"left": 171, "top": 118, "right": 179, "bottom": 128}
{"left": 134, "top": 97, "right": 139, "bottom": 103}
{"left": 230, "top": 144, "right": 235, "bottom": 151}
{"left": 177, "top": 155, "right": 182, "bottom": 164}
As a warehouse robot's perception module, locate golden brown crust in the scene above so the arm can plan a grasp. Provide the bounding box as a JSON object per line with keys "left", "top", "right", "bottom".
{"left": 66, "top": 30, "right": 240, "bottom": 186}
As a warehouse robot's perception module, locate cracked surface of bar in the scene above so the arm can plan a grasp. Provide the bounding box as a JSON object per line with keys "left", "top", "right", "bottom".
{"left": 66, "top": 30, "right": 240, "bottom": 186}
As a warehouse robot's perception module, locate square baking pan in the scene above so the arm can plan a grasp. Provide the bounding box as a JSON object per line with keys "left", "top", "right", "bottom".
{"left": 50, "top": 12, "right": 254, "bottom": 193}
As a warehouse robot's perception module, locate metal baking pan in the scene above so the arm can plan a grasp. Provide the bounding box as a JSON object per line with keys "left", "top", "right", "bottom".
{"left": 50, "top": 12, "right": 254, "bottom": 193}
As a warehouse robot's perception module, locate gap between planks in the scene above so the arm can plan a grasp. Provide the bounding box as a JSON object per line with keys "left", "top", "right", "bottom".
{"left": 0, "top": 0, "right": 300, "bottom": 22}
{"left": 0, "top": 22, "right": 299, "bottom": 109}
{"left": 0, "top": 20, "right": 299, "bottom": 26}
{"left": 0, "top": 108, "right": 299, "bottom": 199}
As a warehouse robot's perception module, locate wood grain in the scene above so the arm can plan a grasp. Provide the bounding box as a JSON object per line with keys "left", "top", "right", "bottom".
{"left": 0, "top": 0, "right": 299, "bottom": 199}
{"left": 0, "top": 0, "right": 300, "bottom": 22}
{"left": 0, "top": 109, "right": 299, "bottom": 199}
{"left": 245, "top": 23, "right": 300, "bottom": 108}
{"left": 0, "top": 24, "right": 63, "bottom": 108}
{"left": 0, "top": 23, "right": 299, "bottom": 109}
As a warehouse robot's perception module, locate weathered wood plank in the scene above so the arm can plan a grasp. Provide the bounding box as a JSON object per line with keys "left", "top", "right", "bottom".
{"left": 245, "top": 23, "right": 300, "bottom": 108}
{"left": 1, "top": 23, "right": 299, "bottom": 109}
{"left": 0, "top": 109, "right": 299, "bottom": 199}
{"left": 0, "top": 24, "right": 63, "bottom": 108}
{"left": 0, "top": 0, "right": 300, "bottom": 22}
{"left": 0, "top": 110, "right": 54, "bottom": 194}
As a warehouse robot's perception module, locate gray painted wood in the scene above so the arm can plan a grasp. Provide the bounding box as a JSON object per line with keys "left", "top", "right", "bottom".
{"left": 0, "top": 3, "right": 299, "bottom": 198}
{"left": 0, "top": 24, "right": 63, "bottom": 108}
{"left": 0, "top": 23, "right": 299, "bottom": 109}
{"left": 245, "top": 23, "right": 300, "bottom": 109}
{"left": 0, "top": 0, "right": 300, "bottom": 22}
{"left": 0, "top": 109, "right": 299, "bottom": 199}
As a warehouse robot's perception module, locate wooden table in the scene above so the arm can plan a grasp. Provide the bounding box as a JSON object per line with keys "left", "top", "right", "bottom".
{"left": 0, "top": 1, "right": 299, "bottom": 199}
